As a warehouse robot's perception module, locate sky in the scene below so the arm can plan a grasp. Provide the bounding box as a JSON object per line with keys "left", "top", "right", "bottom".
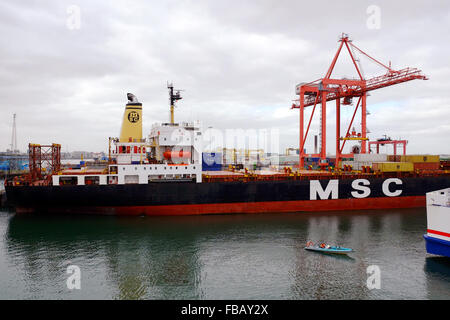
{"left": 0, "top": 0, "right": 449, "bottom": 155}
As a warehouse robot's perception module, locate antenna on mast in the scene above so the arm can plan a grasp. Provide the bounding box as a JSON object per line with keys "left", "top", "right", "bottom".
{"left": 167, "top": 82, "right": 183, "bottom": 125}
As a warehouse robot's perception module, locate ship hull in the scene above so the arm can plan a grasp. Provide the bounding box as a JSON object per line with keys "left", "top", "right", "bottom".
{"left": 423, "top": 235, "right": 450, "bottom": 258}
{"left": 6, "top": 176, "right": 450, "bottom": 216}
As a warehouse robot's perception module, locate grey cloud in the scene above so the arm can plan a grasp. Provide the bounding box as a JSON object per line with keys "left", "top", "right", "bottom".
{"left": 0, "top": 0, "right": 449, "bottom": 154}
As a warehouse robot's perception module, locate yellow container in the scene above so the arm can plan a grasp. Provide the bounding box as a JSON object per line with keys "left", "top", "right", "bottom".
{"left": 372, "top": 162, "right": 414, "bottom": 172}
{"left": 400, "top": 155, "right": 440, "bottom": 163}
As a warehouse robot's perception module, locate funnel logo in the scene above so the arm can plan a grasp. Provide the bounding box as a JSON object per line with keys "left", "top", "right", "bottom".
{"left": 128, "top": 111, "right": 139, "bottom": 123}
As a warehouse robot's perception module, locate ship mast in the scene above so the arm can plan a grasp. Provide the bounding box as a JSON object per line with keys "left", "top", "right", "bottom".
{"left": 167, "top": 82, "right": 183, "bottom": 125}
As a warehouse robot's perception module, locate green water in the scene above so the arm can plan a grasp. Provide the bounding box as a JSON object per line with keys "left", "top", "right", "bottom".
{"left": 0, "top": 208, "right": 449, "bottom": 299}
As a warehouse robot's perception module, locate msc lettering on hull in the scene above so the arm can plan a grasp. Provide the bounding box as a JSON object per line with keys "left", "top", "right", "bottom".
{"left": 310, "top": 178, "right": 403, "bottom": 200}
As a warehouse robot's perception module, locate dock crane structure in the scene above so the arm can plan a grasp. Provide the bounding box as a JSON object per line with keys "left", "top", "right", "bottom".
{"left": 291, "top": 34, "right": 427, "bottom": 168}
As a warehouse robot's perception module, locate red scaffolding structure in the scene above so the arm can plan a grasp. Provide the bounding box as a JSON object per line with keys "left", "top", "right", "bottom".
{"left": 28, "top": 143, "right": 61, "bottom": 182}
{"left": 368, "top": 139, "right": 407, "bottom": 157}
{"left": 292, "top": 34, "right": 427, "bottom": 168}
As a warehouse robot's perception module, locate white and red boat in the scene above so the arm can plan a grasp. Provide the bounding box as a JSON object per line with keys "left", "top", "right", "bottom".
{"left": 424, "top": 188, "right": 450, "bottom": 257}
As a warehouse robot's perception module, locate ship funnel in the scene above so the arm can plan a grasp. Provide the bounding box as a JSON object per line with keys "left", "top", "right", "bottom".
{"left": 119, "top": 93, "right": 143, "bottom": 142}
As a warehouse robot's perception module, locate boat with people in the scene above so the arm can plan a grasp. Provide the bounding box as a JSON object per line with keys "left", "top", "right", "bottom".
{"left": 304, "top": 241, "right": 353, "bottom": 255}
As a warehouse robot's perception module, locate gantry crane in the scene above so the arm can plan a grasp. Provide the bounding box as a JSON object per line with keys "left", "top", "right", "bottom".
{"left": 291, "top": 33, "right": 427, "bottom": 168}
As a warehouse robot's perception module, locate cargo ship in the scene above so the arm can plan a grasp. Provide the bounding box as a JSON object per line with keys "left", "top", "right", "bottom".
{"left": 5, "top": 35, "right": 450, "bottom": 216}
{"left": 423, "top": 188, "right": 450, "bottom": 257}
{"left": 4, "top": 87, "right": 450, "bottom": 216}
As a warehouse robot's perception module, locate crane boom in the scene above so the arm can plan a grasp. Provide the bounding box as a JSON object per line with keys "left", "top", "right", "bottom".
{"left": 292, "top": 34, "right": 427, "bottom": 169}
{"left": 298, "top": 67, "right": 427, "bottom": 107}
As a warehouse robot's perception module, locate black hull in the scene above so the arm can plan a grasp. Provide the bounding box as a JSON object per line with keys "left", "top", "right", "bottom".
{"left": 5, "top": 175, "right": 450, "bottom": 215}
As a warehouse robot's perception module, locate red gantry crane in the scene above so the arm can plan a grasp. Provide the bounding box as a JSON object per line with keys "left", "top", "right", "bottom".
{"left": 291, "top": 33, "right": 427, "bottom": 169}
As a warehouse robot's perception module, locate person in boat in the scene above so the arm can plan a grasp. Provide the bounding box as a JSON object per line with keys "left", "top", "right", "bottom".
{"left": 320, "top": 243, "right": 326, "bottom": 248}
{"left": 306, "top": 241, "right": 314, "bottom": 247}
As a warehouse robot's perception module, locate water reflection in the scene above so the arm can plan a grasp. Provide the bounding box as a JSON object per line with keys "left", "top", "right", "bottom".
{"left": 424, "top": 257, "right": 450, "bottom": 300}
{"left": 6, "top": 215, "right": 205, "bottom": 299}
{"left": 2, "top": 208, "right": 449, "bottom": 299}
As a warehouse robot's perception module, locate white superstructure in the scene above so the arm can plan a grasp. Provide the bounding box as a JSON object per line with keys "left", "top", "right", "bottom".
{"left": 425, "top": 188, "right": 450, "bottom": 242}
{"left": 52, "top": 89, "right": 203, "bottom": 186}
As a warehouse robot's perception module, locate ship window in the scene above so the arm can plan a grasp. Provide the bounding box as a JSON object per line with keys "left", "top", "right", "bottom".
{"left": 124, "top": 175, "right": 139, "bottom": 184}
{"left": 144, "top": 167, "right": 146, "bottom": 170}
{"left": 108, "top": 176, "right": 118, "bottom": 185}
{"left": 135, "top": 167, "right": 137, "bottom": 170}
{"left": 59, "top": 176, "right": 77, "bottom": 186}
{"left": 85, "top": 176, "right": 100, "bottom": 186}
{"left": 185, "top": 167, "right": 187, "bottom": 169}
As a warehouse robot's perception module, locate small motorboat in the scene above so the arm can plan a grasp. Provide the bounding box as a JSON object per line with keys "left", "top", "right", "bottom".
{"left": 304, "top": 241, "right": 353, "bottom": 255}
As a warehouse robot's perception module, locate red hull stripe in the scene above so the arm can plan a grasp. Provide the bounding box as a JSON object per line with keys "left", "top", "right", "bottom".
{"left": 18, "top": 195, "right": 426, "bottom": 216}
{"left": 427, "top": 229, "right": 450, "bottom": 238}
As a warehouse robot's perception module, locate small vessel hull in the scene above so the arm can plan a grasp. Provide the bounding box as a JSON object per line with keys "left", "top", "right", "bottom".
{"left": 423, "top": 234, "right": 450, "bottom": 258}
{"left": 304, "top": 246, "right": 353, "bottom": 255}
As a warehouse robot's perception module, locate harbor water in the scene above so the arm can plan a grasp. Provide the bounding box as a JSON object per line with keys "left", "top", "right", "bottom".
{"left": 0, "top": 208, "right": 449, "bottom": 299}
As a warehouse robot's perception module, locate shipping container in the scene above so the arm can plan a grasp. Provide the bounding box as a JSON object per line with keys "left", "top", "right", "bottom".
{"left": 413, "top": 162, "right": 440, "bottom": 171}
{"left": 202, "top": 152, "right": 222, "bottom": 171}
{"left": 354, "top": 153, "right": 387, "bottom": 162}
{"left": 387, "top": 155, "right": 401, "bottom": 162}
{"left": 400, "top": 155, "right": 440, "bottom": 163}
{"left": 372, "top": 162, "right": 414, "bottom": 172}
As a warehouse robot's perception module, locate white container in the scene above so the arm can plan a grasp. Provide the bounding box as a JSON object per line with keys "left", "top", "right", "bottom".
{"left": 354, "top": 153, "right": 387, "bottom": 162}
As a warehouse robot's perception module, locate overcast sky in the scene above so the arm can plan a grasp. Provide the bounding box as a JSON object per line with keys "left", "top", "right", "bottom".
{"left": 0, "top": 0, "right": 449, "bottom": 155}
